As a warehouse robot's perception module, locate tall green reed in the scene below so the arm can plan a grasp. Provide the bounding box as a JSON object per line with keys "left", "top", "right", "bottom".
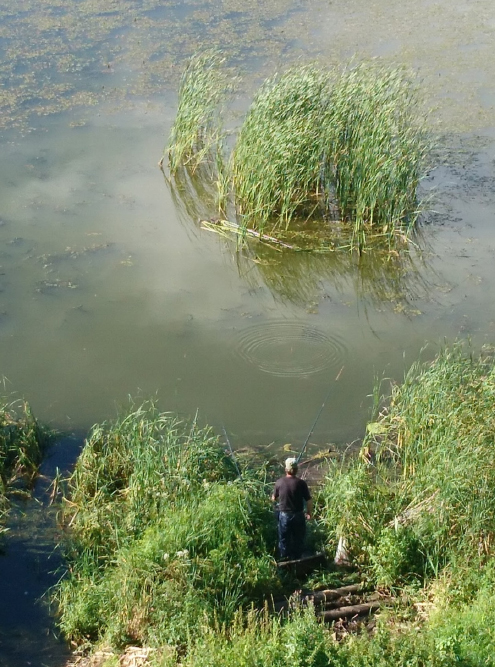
{"left": 167, "top": 55, "right": 431, "bottom": 251}
{"left": 0, "top": 399, "right": 48, "bottom": 532}
{"left": 167, "top": 51, "right": 230, "bottom": 175}
{"left": 319, "top": 344, "right": 495, "bottom": 586}
{"left": 325, "top": 63, "right": 430, "bottom": 249}
{"left": 55, "top": 401, "right": 279, "bottom": 649}
{"left": 232, "top": 65, "right": 330, "bottom": 229}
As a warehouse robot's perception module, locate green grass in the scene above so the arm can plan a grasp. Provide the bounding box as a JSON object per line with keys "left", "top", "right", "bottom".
{"left": 167, "top": 54, "right": 431, "bottom": 251}
{"left": 325, "top": 63, "right": 430, "bottom": 249}
{"left": 232, "top": 65, "right": 330, "bottom": 229}
{"left": 161, "top": 605, "right": 331, "bottom": 667}
{"left": 0, "top": 399, "right": 48, "bottom": 534}
{"left": 152, "top": 565, "right": 495, "bottom": 667}
{"left": 55, "top": 401, "right": 280, "bottom": 649}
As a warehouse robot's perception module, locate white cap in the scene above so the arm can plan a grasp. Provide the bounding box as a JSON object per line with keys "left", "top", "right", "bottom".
{"left": 285, "top": 457, "right": 298, "bottom": 471}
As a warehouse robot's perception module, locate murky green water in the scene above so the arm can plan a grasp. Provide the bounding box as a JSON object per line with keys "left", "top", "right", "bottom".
{"left": 1, "top": 0, "right": 495, "bottom": 664}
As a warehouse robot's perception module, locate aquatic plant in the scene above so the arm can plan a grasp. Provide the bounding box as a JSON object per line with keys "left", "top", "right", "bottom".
{"left": 55, "top": 401, "right": 279, "bottom": 648}
{"left": 167, "top": 55, "right": 431, "bottom": 251}
{"left": 0, "top": 399, "right": 48, "bottom": 533}
{"left": 167, "top": 51, "right": 230, "bottom": 175}
{"left": 326, "top": 63, "right": 430, "bottom": 249}
{"left": 232, "top": 65, "right": 331, "bottom": 228}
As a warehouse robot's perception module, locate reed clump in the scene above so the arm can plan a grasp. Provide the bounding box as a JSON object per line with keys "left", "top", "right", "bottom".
{"left": 326, "top": 63, "right": 429, "bottom": 249}
{"left": 0, "top": 399, "right": 48, "bottom": 533}
{"left": 232, "top": 66, "right": 330, "bottom": 228}
{"left": 167, "top": 54, "right": 431, "bottom": 251}
{"left": 167, "top": 51, "right": 230, "bottom": 175}
{"left": 55, "top": 401, "right": 279, "bottom": 649}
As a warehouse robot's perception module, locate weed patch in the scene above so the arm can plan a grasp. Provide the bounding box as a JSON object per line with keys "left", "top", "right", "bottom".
{"left": 319, "top": 344, "right": 495, "bottom": 586}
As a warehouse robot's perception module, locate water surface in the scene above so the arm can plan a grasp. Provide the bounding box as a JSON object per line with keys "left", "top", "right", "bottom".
{"left": 1, "top": 0, "right": 495, "bottom": 664}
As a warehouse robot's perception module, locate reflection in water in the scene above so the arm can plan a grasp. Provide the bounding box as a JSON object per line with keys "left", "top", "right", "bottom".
{"left": 167, "top": 167, "right": 433, "bottom": 310}
{"left": 240, "top": 241, "right": 432, "bottom": 310}
{"left": 235, "top": 320, "right": 347, "bottom": 377}
{"left": 167, "top": 164, "right": 220, "bottom": 226}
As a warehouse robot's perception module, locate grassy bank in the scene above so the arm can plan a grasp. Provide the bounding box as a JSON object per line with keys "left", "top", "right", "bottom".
{"left": 55, "top": 403, "right": 280, "bottom": 649}
{"left": 0, "top": 399, "right": 47, "bottom": 535}
{"left": 166, "top": 55, "right": 431, "bottom": 251}
{"left": 58, "top": 346, "right": 495, "bottom": 666}
{"left": 173, "top": 345, "right": 495, "bottom": 667}
{"left": 319, "top": 344, "right": 495, "bottom": 585}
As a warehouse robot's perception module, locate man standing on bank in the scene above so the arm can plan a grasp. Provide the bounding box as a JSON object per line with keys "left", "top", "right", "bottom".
{"left": 272, "top": 457, "right": 313, "bottom": 561}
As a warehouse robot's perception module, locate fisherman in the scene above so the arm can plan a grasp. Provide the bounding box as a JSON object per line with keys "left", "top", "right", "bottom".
{"left": 272, "top": 457, "right": 313, "bottom": 561}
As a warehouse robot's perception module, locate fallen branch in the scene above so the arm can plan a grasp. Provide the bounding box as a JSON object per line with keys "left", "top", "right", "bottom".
{"left": 276, "top": 553, "right": 327, "bottom": 569}
{"left": 201, "top": 219, "right": 296, "bottom": 249}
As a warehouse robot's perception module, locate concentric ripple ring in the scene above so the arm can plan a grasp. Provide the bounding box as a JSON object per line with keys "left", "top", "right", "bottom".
{"left": 235, "top": 320, "right": 347, "bottom": 377}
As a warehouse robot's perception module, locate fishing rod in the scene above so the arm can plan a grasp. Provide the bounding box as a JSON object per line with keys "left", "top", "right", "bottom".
{"left": 296, "top": 366, "right": 344, "bottom": 465}
{"left": 222, "top": 424, "right": 243, "bottom": 480}
{"left": 221, "top": 424, "right": 252, "bottom": 512}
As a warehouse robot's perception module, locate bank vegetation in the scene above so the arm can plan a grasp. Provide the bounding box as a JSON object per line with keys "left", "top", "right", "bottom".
{"left": 0, "top": 399, "right": 47, "bottom": 536}
{"left": 56, "top": 345, "right": 495, "bottom": 666}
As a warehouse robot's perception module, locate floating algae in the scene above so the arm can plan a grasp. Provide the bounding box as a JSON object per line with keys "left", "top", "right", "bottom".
{"left": 0, "top": 0, "right": 306, "bottom": 133}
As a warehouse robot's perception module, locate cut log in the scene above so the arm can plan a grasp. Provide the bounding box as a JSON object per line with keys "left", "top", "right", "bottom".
{"left": 276, "top": 553, "right": 327, "bottom": 576}
{"left": 319, "top": 601, "right": 382, "bottom": 622}
{"left": 320, "top": 595, "right": 361, "bottom": 610}
{"left": 306, "top": 583, "right": 363, "bottom": 604}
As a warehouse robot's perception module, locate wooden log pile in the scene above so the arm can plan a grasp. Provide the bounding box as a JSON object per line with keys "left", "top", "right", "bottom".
{"left": 272, "top": 583, "right": 393, "bottom": 623}
{"left": 276, "top": 552, "right": 327, "bottom": 576}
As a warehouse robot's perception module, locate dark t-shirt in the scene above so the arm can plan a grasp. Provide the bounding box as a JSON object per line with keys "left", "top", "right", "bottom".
{"left": 273, "top": 475, "right": 311, "bottom": 513}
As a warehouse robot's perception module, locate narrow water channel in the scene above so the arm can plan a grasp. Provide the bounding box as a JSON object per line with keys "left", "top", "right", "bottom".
{"left": 0, "top": 437, "right": 80, "bottom": 667}
{"left": 1, "top": 0, "right": 495, "bottom": 663}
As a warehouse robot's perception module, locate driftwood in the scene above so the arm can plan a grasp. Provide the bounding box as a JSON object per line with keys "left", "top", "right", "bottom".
{"left": 319, "top": 601, "right": 382, "bottom": 622}
{"left": 272, "top": 583, "right": 365, "bottom": 613}
{"left": 201, "top": 219, "right": 296, "bottom": 249}
{"left": 387, "top": 491, "right": 439, "bottom": 528}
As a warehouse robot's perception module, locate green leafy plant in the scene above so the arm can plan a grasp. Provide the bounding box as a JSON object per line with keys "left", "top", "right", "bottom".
{"left": 0, "top": 399, "right": 48, "bottom": 533}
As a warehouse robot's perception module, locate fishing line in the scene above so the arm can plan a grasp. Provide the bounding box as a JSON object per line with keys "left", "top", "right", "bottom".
{"left": 222, "top": 424, "right": 243, "bottom": 479}
{"left": 296, "top": 365, "right": 344, "bottom": 465}
{"left": 222, "top": 424, "right": 251, "bottom": 512}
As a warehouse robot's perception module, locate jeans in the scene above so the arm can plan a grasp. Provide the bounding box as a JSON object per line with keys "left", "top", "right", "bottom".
{"left": 278, "top": 511, "right": 306, "bottom": 560}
